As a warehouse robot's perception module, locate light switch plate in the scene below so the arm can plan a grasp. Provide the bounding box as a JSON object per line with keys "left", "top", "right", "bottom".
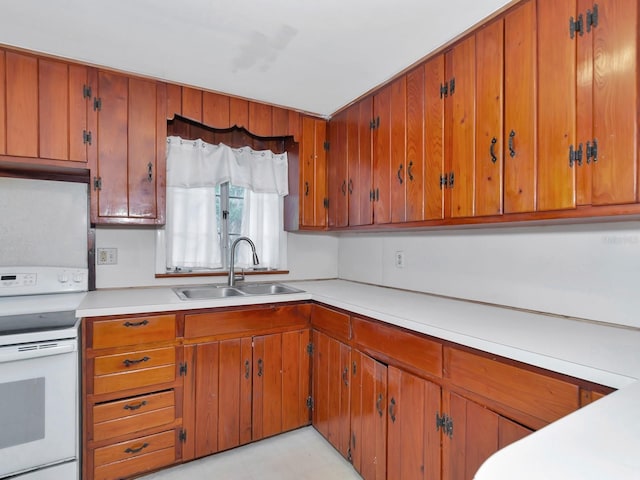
{"left": 97, "top": 248, "right": 118, "bottom": 265}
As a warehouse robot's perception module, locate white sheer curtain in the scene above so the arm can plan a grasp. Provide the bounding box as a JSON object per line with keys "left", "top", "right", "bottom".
{"left": 162, "top": 137, "right": 288, "bottom": 272}
{"left": 233, "top": 147, "right": 288, "bottom": 269}
{"left": 164, "top": 137, "right": 236, "bottom": 269}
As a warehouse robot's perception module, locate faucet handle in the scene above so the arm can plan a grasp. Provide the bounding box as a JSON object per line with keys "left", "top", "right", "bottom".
{"left": 234, "top": 268, "right": 245, "bottom": 283}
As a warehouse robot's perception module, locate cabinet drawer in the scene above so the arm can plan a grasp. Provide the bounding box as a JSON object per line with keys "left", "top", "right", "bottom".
{"left": 444, "top": 347, "right": 580, "bottom": 425}
{"left": 352, "top": 316, "right": 442, "bottom": 378}
{"left": 93, "top": 347, "right": 176, "bottom": 395}
{"left": 92, "top": 314, "right": 176, "bottom": 349}
{"left": 184, "top": 303, "right": 310, "bottom": 339}
{"left": 93, "top": 391, "right": 176, "bottom": 441}
{"left": 94, "top": 430, "right": 176, "bottom": 480}
{"left": 311, "top": 304, "right": 350, "bottom": 342}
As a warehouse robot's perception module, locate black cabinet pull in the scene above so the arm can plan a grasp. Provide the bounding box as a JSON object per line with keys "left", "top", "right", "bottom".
{"left": 257, "top": 358, "right": 263, "bottom": 377}
{"left": 342, "top": 366, "right": 349, "bottom": 386}
{"left": 123, "top": 319, "right": 149, "bottom": 328}
{"left": 397, "top": 164, "right": 404, "bottom": 184}
{"left": 490, "top": 137, "right": 497, "bottom": 163}
{"left": 389, "top": 397, "right": 397, "bottom": 423}
{"left": 407, "top": 161, "right": 414, "bottom": 181}
{"left": 147, "top": 162, "right": 153, "bottom": 182}
{"left": 376, "top": 393, "right": 384, "bottom": 417}
{"left": 123, "top": 356, "right": 150, "bottom": 367}
{"left": 124, "top": 443, "right": 149, "bottom": 454}
{"left": 304, "top": 181, "right": 309, "bottom": 196}
{"left": 244, "top": 359, "right": 250, "bottom": 379}
{"left": 348, "top": 178, "right": 353, "bottom": 195}
{"left": 341, "top": 179, "right": 347, "bottom": 196}
{"left": 123, "top": 400, "right": 147, "bottom": 411}
{"left": 508, "top": 130, "right": 516, "bottom": 158}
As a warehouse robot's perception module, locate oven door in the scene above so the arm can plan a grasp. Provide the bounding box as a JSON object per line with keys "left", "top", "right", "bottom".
{"left": 0, "top": 338, "right": 77, "bottom": 478}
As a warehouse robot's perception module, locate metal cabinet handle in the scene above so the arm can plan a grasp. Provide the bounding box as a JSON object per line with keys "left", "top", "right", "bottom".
{"left": 397, "top": 164, "right": 404, "bottom": 184}
{"left": 490, "top": 137, "right": 497, "bottom": 163}
{"left": 341, "top": 179, "right": 347, "bottom": 196}
{"left": 342, "top": 366, "right": 349, "bottom": 386}
{"left": 123, "top": 356, "right": 150, "bottom": 367}
{"left": 123, "top": 319, "right": 149, "bottom": 328}
{"left": 244, "top": 359, "right": 250, "bottom": 379}
{"left": 389, "top": 397, "right": 397, "bottom": 423}
{"left": 508, "top": 130, "right": 516, "bottom": 158}
{"left": 147, "top": 162, "right": 153, "bottom": 182}
{"left": 257, "top": 358, "right": 263, "bottom": 377}
{"left": 304, "top": 181, "right": 309, "bottom": 196}
{"left": 348, "top": 178, "right": 353, "bottom": 195}
{"left": 125, "top": 442, "right": 149, "bottom": 454}
{"left": 123, "top": 400, "right": 147, "bottom": 411}
{"left": 407, "top": 161, "right": 414, "bottom": 181}
{"left": 376, "top": 393, "right": 384, "bottom": 417}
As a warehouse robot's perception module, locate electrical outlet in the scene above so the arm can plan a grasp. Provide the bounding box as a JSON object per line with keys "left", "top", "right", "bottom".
{"left": 97, "top": 248, "right": 118, "bottom": 265}
{"left": 395, "top": 250, "right": 405, "bottom": 268}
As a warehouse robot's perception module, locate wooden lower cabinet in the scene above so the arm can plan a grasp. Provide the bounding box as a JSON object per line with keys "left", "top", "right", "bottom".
{"left": 442, "top": 391, "right": 532, "bottom": 480}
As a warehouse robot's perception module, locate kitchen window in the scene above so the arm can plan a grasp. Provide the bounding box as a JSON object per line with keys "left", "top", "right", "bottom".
{"left": 155, "top": 137, "right": 288, "bottom": 275}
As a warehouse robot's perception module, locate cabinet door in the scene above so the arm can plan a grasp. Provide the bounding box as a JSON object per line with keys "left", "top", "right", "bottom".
{"left": 537, "top": 0, "right": 577, "bottom": 211}
{"left": 446, "top": 35, "right": 476, "bottom": 218}
{"left": 300, "top": 117, "right": 328, "bottom": 228}
{"left": 424, "top": 54, "right": 446, "bottom": 220}
{"left": 387, "top": 366, "right": 441, "bottom": 480}
{"left": 406, "top": 66, "right": 425, "bottom": 222}
{"left": 504, "top": 0, "right": 537, "bottom": 213}
{"left": 0, "top": 50, "right": 5, "bottom": 155}
{"left": 191, "top": 338, "right": 253, "bottom": 458}
{"left": 373, "top": 83, "right": 392, "bottom": 224}
{"left": 253, "top": 329, "right": 310, "bottom": 441}
{"left": 442, "top": 391, "right": 532, "bottom": 480}
{"left": 588, "top": 0, "right": 637, "bottom": 206}
{"left": 39, "top": 60, "right": 91, "bottom": 163}
{"left": 312, "top": 330, "right": 351, "bottom": 458}
{"left": 475, "top": 19, "right": 504, "bottom": 217}
{"left": 356, "top": 96, "right": 374, "bottom": 225}
{"left": 5, "top": 51, "right": 38, "bottom": 157}
{"left": 350, "top": 350, "right": 387, "bottom": 480}
{"left": 390, "top": 76, "right": 407, "bottom": 223}
{"left": 328, "top": 110, "right": 349, "bottom": 227}
{"left": 346, "top": 104, "right": 360, "bottom": 225}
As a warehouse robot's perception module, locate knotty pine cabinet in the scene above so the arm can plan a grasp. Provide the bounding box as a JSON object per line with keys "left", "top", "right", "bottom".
{"left": 300, "top": 116, "right": 328, "bottom": 228}
{"left": 82, "top": 313, "right": 183, "bottom": 480}
{"left": 181, "top": 304, "right": 312, "bottom": 463}
{"left": 537, "top": 0, "right": 638, "bottom": 211}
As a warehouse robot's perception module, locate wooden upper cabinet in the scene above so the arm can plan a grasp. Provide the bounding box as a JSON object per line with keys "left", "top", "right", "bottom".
{"left": 5, "top": 51, "right": 38, "bottom": 158}
{"left": 446, "top": 35, "right": 476, "bottom": 219}
{"left": 328, "top": 109, "right": 348, "bottom": 227}
{"left": 582, "top": 0, "right": 638, "bottom": 206}
{"left": 504, "top": 0, "right": 537, "bottom": 214}
{"left": 389, "top": 77, "right": 407, "bottom": 224}
{"left": 0, "top": 50, "right": 5, "bottom": 155}
{"left": 474, "top": 19, "right": 504, "bottom": 217}
{"left": 300, "top": 116, "right": 328, "bottom": 228}
{"left": 373, "top": 83, "right": 392, "bottom": 224}
{"left": 355, "top": 97, "right": 374, "bottom": 226}
{"left": 424, "top": 54, "right": 446, "bottom": 221}
{"left": 91, "top": 71, "right": 166, "bottom": 224}
{"left": 39, "top": 60, "right": 91, "bottom": 163}
{"left": 406, "top": 66, "right": 426, "bottom": 222}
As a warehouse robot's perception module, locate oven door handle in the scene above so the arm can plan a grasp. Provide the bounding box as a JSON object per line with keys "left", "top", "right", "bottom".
{"left": 0, "top": 340, "right": 76, "bottom": 363}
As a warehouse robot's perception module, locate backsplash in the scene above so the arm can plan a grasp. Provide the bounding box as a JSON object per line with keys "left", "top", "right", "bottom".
{"left": 338, "top": 221, "right": 640, "bottom": 329}
{"left": 95, "top": 228, "right": 339, "bottom": 289}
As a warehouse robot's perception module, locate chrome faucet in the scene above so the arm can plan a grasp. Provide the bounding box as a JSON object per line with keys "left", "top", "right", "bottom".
{"left": 228, "top": 236, "right": 260, "bottom": 287}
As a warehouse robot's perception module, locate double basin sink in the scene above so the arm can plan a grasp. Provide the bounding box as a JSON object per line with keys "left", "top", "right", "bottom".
{"left": 173, "top": 282, "right": 304, "bottom": 300}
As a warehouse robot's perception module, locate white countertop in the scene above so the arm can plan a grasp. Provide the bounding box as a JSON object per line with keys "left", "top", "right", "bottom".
{"left": 77, "top": 279, "right": 640, "bottom": 479}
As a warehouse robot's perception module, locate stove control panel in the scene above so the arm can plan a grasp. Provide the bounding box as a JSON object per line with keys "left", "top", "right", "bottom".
{"left": 0, "top": 267, "right": 88, "bottom": 296}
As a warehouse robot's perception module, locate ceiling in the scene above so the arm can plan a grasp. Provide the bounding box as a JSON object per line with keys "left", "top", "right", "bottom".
{"left": 0, "top": 0, "right": 513, "bottom": 118}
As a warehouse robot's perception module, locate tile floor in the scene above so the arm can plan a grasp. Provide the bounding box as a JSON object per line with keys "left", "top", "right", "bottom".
{"left": 139, "top": 426, "right": 363, "bottom": 480}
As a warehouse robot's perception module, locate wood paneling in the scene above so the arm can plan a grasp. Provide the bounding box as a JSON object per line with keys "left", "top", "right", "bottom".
{"left": 181, "top": 87, "right": 202, "bottom": 122}
{"left": 202, "top": 91, "right": 230, "bottom": 129}
{"left": 311, "top": 304, "right": 350, "bottom": 343}
{"left": 165, "top": 83, "right": 182, "bottom": 119}
{"left": 248, "top": 101, "right": 272, "bottom": 137}
{"left": 230, "top": 97, "right": 248, "bottom": 128}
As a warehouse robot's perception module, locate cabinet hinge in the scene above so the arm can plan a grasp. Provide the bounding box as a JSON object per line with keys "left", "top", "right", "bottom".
{"left": 179, "top": 362, "right": 188, "bottom": 376}
{"left": 448, "top": 172, "right": 455, "bottom": 188}
{"left": 569, "top": 143, "right": 583, "bottom": 168}
{"left": 439, "top": 174, "right": 447, "bottom": 189}
{"left": 436, "top": 413, "right": 454, "bottom": 438}
{"left": 323, "top": 141, "right": 330, "bottom": 151}
{"left": 222, "top": 210, "right": 229, "bottom": 220}
{"left": 586, "top": 4, "right": 598, "bottom": 32}
{"left": 306, "top": 342, "right": 314, "bottom": 355}
{"left": 83, "top": 130, "right": 92, "bottom": 145}
{"left": 569, "top": 13, "right": 584, "bottom": 39}
{"left": 323, "top": 198, "right": 329, "bottom": 209}
{"left": 439, "top": 83, "right": 448, "bottom": 98}
{"left": 83, "top": 85, "right": 92, "bottom": 99}
{"left": 93, "top": 97, "right": 102, "bottom": 111}
{"left": 179, "top": 429, "right": 187, "bottom": 443}
{"left": 369, "top": 119, "right": 376, "bottom": 129}
{"left": 93, "top": 176, "right": 102, "bottom": 191}
{"left": 306, "top": 396, "right": 314, "bottom": 409}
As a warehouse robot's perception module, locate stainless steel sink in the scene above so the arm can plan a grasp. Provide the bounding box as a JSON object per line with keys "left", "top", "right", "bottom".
{"left": 173, "top": 282, "right": 304, "bottom": 301}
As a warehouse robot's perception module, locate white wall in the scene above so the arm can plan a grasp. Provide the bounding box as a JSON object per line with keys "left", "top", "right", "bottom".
{"left": 338, "top": 222, "right": 640, "bottom": 329}
{"left": 95, "top": 228, "right": 338, "bottom": 289}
